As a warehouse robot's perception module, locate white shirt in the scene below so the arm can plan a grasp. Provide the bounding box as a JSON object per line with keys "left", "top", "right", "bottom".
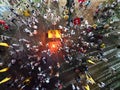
{"left": 118, "top": 0, "right": 120, "bottom": 2}
{"left": 43, "top": 14, "right": 47, "bottom": 19}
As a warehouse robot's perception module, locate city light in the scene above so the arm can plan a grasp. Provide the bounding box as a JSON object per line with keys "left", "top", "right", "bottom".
{"left": 48, "top": 41, "right": 61, "bottom": 53}
{"left": 48, "top": 30, "right": 61, "bottom": 39}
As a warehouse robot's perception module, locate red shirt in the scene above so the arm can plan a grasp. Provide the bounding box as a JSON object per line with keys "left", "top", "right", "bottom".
{"left": 0, "top": 20, "right": 9, "bottom": 30}
{"left": 0, "top": 20, "right": 5, "bottom": 24}
{"left": 73, "top": 18, "right": 81, "bottom": 25}
{"left": 4, "top": 24, "right": 9, "bottom": 29}
{"left": 78, "top": 0, "right": 85, "bottom": 3}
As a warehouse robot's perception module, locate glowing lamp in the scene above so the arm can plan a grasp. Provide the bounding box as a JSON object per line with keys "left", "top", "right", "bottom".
{"left": 52, "top": 44, "right": 56, "bottom": 48}
{"left": 48, "top": 41, "right": 61, "bottom": 53}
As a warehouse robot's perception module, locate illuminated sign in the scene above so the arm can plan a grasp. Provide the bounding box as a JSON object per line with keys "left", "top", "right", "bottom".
{"left": 48, "top": 30, "right": 61, "bottom": 39}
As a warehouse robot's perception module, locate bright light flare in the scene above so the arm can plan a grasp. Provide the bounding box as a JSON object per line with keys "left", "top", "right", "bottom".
{"left": 52, "top": 44, "right": 56, "bottom": 48}
{"left": 48, "top": 41, "right": 61, "bottom": 53}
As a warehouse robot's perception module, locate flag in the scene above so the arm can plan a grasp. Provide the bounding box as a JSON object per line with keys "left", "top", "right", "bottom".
{"left": 0, "top": 67, "right": 9, "bottom": 73}
{"left": 73, "top": 17, "right": 81, "bottom": 25}
{"left": 84, "top": 84, "right": 90, "bottom": 90}
{"left": 86, "top": 74, "right": 95, "bottom": 84}
{"left": 23, "top": 77, "right": 31, "bottom": 83}
{"left": 87, "top": 60, "right": 96, "bottom": 65}
{"left": 0, "top": 77, "right": 11, "bottom": 84}
{"left": 0, "top": 42, "right": 9, "bottom": 47}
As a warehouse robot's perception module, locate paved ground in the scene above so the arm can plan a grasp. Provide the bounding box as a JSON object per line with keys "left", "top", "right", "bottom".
{"left": 58, "top": 0, "right": 106, "bottom": 24}
{"left": 1, "top": 0, "right": 120, "bottom": 90}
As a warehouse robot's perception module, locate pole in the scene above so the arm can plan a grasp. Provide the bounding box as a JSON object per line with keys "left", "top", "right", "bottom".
{"left": 66, "top": 0, "right": 72, "bottom": 26}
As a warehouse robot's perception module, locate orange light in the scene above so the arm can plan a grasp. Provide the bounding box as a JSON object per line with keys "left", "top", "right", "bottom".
{"left": 52, "top": 44, "right": 56, "bottom": 48}
{"left": 48, "top": 41, "right": 61, "bottom": 53}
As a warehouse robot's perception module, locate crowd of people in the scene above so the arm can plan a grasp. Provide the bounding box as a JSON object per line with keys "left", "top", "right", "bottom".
{"left": 0, "top": 0, "right": 119, "bottom": 90}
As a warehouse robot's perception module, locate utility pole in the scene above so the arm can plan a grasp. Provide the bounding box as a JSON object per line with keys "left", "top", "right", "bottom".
{"left": 66, "top": 0, "right": 72, "bottom": 26}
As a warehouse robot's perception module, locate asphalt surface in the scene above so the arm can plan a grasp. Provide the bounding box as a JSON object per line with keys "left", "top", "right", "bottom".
{"left": 0, "top": 0, "right": 120, "bottom": 90}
